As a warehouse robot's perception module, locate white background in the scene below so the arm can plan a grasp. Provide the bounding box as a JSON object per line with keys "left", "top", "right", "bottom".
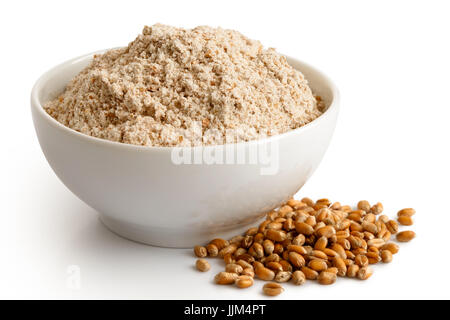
{"left": 1, "top": 0, "right": 449, "bottom": 299}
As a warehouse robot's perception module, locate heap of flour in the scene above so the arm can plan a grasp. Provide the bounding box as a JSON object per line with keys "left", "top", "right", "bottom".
{"left": 45, "top": 24, "right": 324, "bottom": 147}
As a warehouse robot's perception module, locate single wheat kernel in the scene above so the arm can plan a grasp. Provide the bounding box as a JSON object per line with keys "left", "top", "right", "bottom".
{"left": 288, "top": 252, "right": 306, "bottom": 268}
{"left": 311, "top": 250, "right": 328, "bottom": 260}
{"left": 340, "top": 205, "right": 353, "bottom": 212}
{"left": 347, "top": 264, "right": 359, "bottom": 278}
{"left": 381, "top": 242, "right": 400, "bottom": 254}
{"left": 234, "top": 247, "right": 247, "bottom": 258}
{"left": 215, "top": 272, "right": 238, "bottom": 285}
{"left": 333, "top": 257, "right": 347, "bottom": 276}
{"left": 279, "top": 260, "right": 293, "bottom": 272}
{"left": 236, "top": 253, "right": 255, "bottom": 264}
{"left": 368, "top": 246, "right": 379, "bottom": 254}
{"left": 316, "top": 208, "right": 330, "bottom": 222}
{"left": 344, "top": 259, "right": 354, "bottom": 267}
{"left": 225, "top": 263, "right": 243, "bottom": 274}
{"left": 206, "top": 244, "right": 219, "bottom": 257}
{"left": 196, "top": 259, "right": 211, "bottom": 272}
{"left": 254, "top": 233, "right": 265, "bottom": 244}
{"left": 262, "top": 239, "right": 275, "bottom": 255}
{"left": 279, "top": 205, "right": 294, "bottom": 216}
{"left": 241, "top": 235, "right": 253, "bottom": 249}
{"left": 366, "top": 251, "right": 381, "bottom": 264}
{"left": 330, "top": 244, "right": 347, "bottom": 259}
{"left": 337, "top": 238, "right": 351, "bottom": 250}
{"left": 377, "top": 229, "right": 388, "bottom": 240}
{"left": 267, "top": 222, "right": 283, "bottom": 230}
{"left": 326, "top": 267, "right": 339, "bottom": 275}
{"left": 305, "top": 216, "right": 317, "bottom": 226}
{"left": 210, "top": 238, "right": 229, "bottom": 250}
{"left": 253, "top": 261, "right": 264, "bottom": 270}
{"left": 230, "top": 235, "right": 244, "bottom": 245}
{"left": 287, "top": 199, "right": 305, "bottom": 209}
{"left": 266, "top": 262, "right": 283, "bottom": 272}
{"left": 303, "top": 246, "right": 314, "bottom": 255}
{"left": 301, "top": 266, "right": 319, "bottom": 280}
{"left": 235, "top": 275, "right": 254, "bottom": 288}
{"left": 223, "top": 253, "right": 234, "bottom": 265}
{"left": 397, "top": 208, "right": 416, "bottom": 217}
{"left": 316, "top": 226, "right": 336, "bottom": 238}
{"left": 349, "top": 236, "right": 366, "bottom": 250}
{"left": 194, "top": 246, "right": 207, "bottom": 258}
{"left": 265, "top": 253, "right": 280, "bottom": 263}
{"left": 346, "top": 250, "right": 356, "bottom": 260}
{"left": 286, "top": 245, "right": 305, "bottom": 256}
{"left": 237, "top": 259, "right": 253, "bottom": 269}
{"left": 331, "top": 202, "right": 342, "bottom": 210}
{"left": 301, "top": 197, "right": 315, "bottom": 207}
{"left": 386, "top": 220, "right": 399, "bottom": 234}
{"left": 336, "top": 230, "right": 350, "bottom": 239}
{"left": 275, "top": 271, "right": 292, "bottom": 283}
{"left": 265, "top": 229, "right": 287, "bottom": 242}
{"left": 242, "top": 267, "right": 255, "bottom": 278}
{"left": 364, "top": 232, "right": 375, "bottom": 240}
{"left": 367, "top": 238, "right": 385, "bottom": 249}
{"left": 379, "top": 215, "right": 390, "bottom": 224}
{"left": 353, "top": 248, "right": 367, "bottom": 255}
{"left": 295, "top": 222, "right": 315, "bottom": 236}
{"left": 218, "top": 244, "right": 238, "bottom": 258}
{"left": 355, "top": 254, "right": 369, "bottom": 268}
{"left": 357, "top": 267, "right": 373, "bottom": 280}
{"left": 362, "top": 221, "right": 378, "bottom": 235}
{"left": 357, "top": 200, "right": 371, "bottom": 212}
{"left": 249, "top": 243, "right": 264, "bottom": 259}
{"left": 350, "top": 221, "right": 364, "bottom": 231}
{"left": 292, "top": 234, "right": 306, "bottom": 246}
{"left": 396, "top": 231, "right": 416, "bottom": 242}
{"left": 348, "top": 211, "right": 363, "bottom": 223}
{"left": 316, "top": 198, "right": 331, "bottom": 206}
{"left": 263, "top": 282, "right": 284, "bottom": 296}
{"left": 291, "top": 271, "right": 306, "bottom": 285}
{"left": 382, "top": 231, "right": 392, "bottom": 242}
{"left": 273, "top": 243, "right": 284, "bottom": 255}
{"left": 245, "top": 227, "right": 258, "bottom": 236}
{"left": 397, "top": 215, "right": 413, "bottom": 226}
{"left": 282, "top": 250, "right": 290, "bottom": 261}
{"left": 308, "top": 259, "right": 328, "bottom": 272}
{"left": 351, "top": 231, "right": 365, "bottom": 239}
{"left": 255, "top": 266, "right": 275, "bottom": 281}
{"left": 371, "top": 202, "right": 384, "bottom": 215}
{"left": 381, "top": 250, "right": 393, "bottom": 263}
{"left": 323, "top": 248, "right": 340, "bottom": 258}
{"left": 318, "top": 271, "right": 337, "bottom": 285}
{"left": 314, "top": 236, "right": 328, "bottom": 251}
{"left": 363, "top": 213, "right": 376, "bottom": 224}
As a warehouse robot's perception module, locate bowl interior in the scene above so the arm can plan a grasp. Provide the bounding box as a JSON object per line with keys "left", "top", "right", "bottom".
{"left": 36, "top": 55, "right": 93, "bottom": 107}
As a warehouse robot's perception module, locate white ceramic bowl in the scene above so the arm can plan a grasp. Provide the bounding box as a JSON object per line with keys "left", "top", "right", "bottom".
{"left": 31, "top": 50, "right": 339, "bottom": 248}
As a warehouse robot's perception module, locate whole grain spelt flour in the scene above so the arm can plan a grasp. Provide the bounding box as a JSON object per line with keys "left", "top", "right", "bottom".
{"left": 45, "top": 24, "right": 324, "bottom": 147}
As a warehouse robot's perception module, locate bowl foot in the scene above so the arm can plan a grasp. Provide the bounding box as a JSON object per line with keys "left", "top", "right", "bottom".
{"left": 99, "top": 214, "right": 265, "bottom": 248}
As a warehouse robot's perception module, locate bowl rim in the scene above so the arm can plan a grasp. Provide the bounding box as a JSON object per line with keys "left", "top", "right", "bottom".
{"left": 31, "top": 49, "right": 340, "bottom": 152}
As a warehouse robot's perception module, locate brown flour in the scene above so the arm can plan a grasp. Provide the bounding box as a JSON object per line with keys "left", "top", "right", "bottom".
{"left": 45, "top": 24, "right": 324, "bottom": 147}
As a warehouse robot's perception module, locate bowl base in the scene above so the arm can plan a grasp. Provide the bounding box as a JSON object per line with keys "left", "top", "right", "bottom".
{"left": 99, "top": 214, "right": 265, "bottom": 248}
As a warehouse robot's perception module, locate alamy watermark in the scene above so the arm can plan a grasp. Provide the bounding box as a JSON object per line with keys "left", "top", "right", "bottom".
{"left": 170, "top": 122, "right": 280, "bottom": 175}
{"left": 66, "top": 265, "right": 81, "bottom": 290}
